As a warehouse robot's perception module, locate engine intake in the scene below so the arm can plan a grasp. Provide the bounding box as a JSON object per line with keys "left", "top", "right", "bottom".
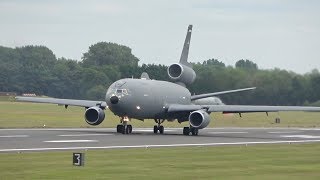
{"left": 84, "top": 106, "right": 105, "bottom": 126}
{"left": 189, "top": 110, "right": 211, "bottom": 129}
{"left": 168, "top": 63, "right": 196, "bottom": 85}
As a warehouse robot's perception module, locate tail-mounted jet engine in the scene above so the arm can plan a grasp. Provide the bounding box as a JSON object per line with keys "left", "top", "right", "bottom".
{"left": 84, "top": 106, "right": 105, "bottom": 125}
{"left": 167, "top": 63, "right": 196, "bottom": 85}
{"left": 188, "top": 110, "right": 211, "bottom": 129}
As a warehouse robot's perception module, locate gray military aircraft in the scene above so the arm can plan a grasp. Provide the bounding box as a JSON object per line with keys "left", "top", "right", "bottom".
{"left": 16, "top": 25, "right": 320, "bottom": 136}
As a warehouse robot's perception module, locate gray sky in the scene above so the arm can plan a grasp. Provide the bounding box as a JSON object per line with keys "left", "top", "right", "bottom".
{"left": 1, "top": 0, "right": 319, "bottom": 74}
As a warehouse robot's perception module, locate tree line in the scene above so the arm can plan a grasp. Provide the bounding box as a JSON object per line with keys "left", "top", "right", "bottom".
{"left": 0, "top": 42, "right": 319, "bottom": 106}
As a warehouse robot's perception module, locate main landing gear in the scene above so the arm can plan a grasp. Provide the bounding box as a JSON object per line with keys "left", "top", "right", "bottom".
{"left": 116, "top": 116, "right": 132, "bottom": 134}
{"left": 154, "top": 119, "right": 165, "bottom": 134}
{"left": 183, "top": 126, "right": 199, "bottom": 136}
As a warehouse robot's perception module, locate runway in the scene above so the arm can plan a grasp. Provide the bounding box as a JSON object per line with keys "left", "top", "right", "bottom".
{"left": 1, "top": 127, "right": 320, "bottom": 152}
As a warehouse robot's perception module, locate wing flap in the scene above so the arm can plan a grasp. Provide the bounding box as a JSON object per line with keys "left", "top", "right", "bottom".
{"left": 15, "top": 96, "right": 107, "bottom": 108}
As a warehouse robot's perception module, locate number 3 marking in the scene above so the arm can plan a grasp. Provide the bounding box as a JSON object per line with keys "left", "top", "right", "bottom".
{"left": 74, "top": 153, "right": 81, "bottom": 165}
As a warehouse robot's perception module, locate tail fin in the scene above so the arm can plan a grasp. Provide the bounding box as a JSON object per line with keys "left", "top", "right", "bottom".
{"left": 179, "top": 25, "right": 193, "bottom": 67}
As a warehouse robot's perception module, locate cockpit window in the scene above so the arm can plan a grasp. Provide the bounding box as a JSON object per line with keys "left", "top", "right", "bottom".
{"left": 116, "top": 89, "right": 129, "bottom": 95}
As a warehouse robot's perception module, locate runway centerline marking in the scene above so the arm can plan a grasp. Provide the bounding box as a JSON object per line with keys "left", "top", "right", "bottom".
{"left": 58, "top": 134, "right": 113, "bottom": 137}
{"left": 134, "top": 130, "right": 175, "bottom": 132}
{"left": 2, "top": 139, "right": 320, "bottom": 152}
{"left": 0, "top": 135, "right": 29, "bottom": 138}
{"left": 44, "top": 140, "right": 98, "bottom": 143}
{"left": 268, "top": 131, "right": 301, "bottom": 134}
{"left": 281, "top": 135, "right": 320, "bottom": 139}
{"left": 208, "top": 132, "right": 248, "bottom": 134}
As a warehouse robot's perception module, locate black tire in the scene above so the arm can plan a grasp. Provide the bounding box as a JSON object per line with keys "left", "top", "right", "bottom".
{"left": 121, "top": 125, "right": 126, "bottom": 134}
{"left": 153, "top": 125, "right": 158, "bottom": 134}
{"left": 191, "top": 128, "right": 198, "bottom": 136}
{"left": 116, "top": 125, "right": 122, "bottom": 133}
{"left": 128, "top": 125, "right": 133, "bottom": 134}
{"left": 125, "top": 126, "right": 130, "bottom": 134}
{"left": 183, "top": 127, "right": 190, "bottom": 135}
{"left": 159, "top": 126, "right": 164, "bottom": 134}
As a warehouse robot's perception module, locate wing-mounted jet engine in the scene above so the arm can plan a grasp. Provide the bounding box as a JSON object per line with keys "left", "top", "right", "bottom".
{"left": 84, "top": 106, "right": 105, "bottom": 125}
{"left": 182, "top": 110, "right": 211, "bottom": 135}
{"left": 168, "top": 25, "right": 196, "bottom": 86}
{"left": 189, "top": 110, "right": 211, "bottom": 129}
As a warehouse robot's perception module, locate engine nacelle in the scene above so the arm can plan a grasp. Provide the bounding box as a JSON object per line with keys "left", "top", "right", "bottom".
{"left": 167, "top": 63, "right": 196, "bottom": 85}
{"left": 189, "top": 110, "right": 211, "bottom": 129}
{"left": 84, "top": 106, "right": 105, "bottom": 126}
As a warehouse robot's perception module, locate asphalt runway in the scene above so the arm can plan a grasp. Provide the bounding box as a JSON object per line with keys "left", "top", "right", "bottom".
{"left": 1, "top": 127, "right": 320, "bottom": 152}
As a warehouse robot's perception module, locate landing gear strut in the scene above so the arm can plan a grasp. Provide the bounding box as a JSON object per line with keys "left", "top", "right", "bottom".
{"left": 183, "top": 126, "right": 199, "bottom": 136}
{"left": 154, "top": 119, "right": 165, "bottom": 134}
{"left": 117, "top": 116, "right": 132, "bottom": 134}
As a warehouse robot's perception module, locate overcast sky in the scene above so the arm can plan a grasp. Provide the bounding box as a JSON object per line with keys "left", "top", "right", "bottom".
{"left": 1, "top": 0, "right": 319, "bottom": 74}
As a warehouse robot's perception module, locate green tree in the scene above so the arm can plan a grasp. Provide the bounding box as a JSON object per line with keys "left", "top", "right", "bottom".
{"left": 82, "top": 42, "right": 139, "bottom": 67}
{"left": 202, "top": 58, "right": 225, "bottom": 67}
{"left": 235, "top": 59, "right": 258, "bottom": 70}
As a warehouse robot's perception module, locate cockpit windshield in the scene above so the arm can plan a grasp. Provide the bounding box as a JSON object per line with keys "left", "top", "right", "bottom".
{"left": 116, "top": 89, "right": 129, "bottom": 96}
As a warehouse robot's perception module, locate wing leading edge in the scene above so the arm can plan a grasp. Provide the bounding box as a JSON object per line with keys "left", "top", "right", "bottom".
{"left": 167, "top": 104, "right": 320, "bottom": 113}
{"left": 15, "top": 96, "right": 107, "bottom": 108}
{"left": 191, "top": 87, "right": 256, "bottom": 101}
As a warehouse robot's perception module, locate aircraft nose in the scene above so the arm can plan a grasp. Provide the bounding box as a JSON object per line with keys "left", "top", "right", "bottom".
{"left": 110, "top": 96, "right": 119, "bottom": 104}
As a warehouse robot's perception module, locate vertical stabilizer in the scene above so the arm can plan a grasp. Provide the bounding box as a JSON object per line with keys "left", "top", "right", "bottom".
{"left": 179, "top": 25, "right": 193, "bottom": 67}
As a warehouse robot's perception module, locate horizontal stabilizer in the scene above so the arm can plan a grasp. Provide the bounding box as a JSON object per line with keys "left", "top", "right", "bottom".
{"left": 191, "top": 87, "right": 256, "bottom": 101}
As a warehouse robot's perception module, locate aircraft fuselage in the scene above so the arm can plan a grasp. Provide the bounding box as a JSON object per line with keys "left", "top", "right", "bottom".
{"left": 106, "top": 78, "right": 191, "bottom": 120}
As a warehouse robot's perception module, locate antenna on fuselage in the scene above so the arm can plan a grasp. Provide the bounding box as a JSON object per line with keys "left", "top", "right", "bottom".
{"left": 179, "top": 25, "right": 193, "bottom": 68}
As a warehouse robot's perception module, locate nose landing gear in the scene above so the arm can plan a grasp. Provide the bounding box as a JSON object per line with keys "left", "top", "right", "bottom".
{"left": 154, "top": 119, "right": 165, "bottom": 134}
{"left": 117, "top": 116, "right": 132, "bottom": 134}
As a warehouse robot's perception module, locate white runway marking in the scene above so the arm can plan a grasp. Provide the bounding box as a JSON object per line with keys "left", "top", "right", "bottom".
{"left": 1, "top": 127, "right": 320, "bottom": 131}
{"left": 2, "top": 139, "right": 320, "bottom": 152}
{"left": 44, "top": 140, "right": 98, "bottom": 143}
{"left": 208, "top": 132, "right": 248, "bottom": 134}
{"left": 268, "top": 131, "right": 300, "bottom": 134}
{"left": 282, "top": 135, "right": 320, "bottom": 139}
{"left": 134, "top": 130, "right": 175, "bottom": 132}
{"left": 58, "top": 134, "right": 113, "bottom": 137}
{"left": 0, "top": 135, "right": 29, "bottom": 138}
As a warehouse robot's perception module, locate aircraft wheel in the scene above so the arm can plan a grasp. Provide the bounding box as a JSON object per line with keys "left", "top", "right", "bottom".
{"left": 121, "top": 125, "right": 126, "bottom": 134}
{"left": 191, "top": 128, "right": 198, "bottom": 136}
{"left": 116, "top": 125, "right": 122, "bottom": 133}
{"left": 153, "top": 125, "right": 158, "bottom": 134}
{"left": 159, "top": 126, "right": 164, "bottom": 134}
{"left": 183, "top": 127, "right": 190, "bottom": 135}
{"left": 127, "top": 125, "right": 133, "bottom": 134}
{"left": 125, "top": 126, "right": 130, "bottom": 134}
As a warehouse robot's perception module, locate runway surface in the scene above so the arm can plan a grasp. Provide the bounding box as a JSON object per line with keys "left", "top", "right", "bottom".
{"left": 1, "top": 127, "right": 320, "bottom": 152}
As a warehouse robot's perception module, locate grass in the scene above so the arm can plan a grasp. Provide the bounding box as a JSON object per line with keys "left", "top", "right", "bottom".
{"left": 1, "top": 143, "right": 320, "bottom": 179}
{"left": 1, "top": 101, "right": 320, "bottom": 128}
{"left": 2, "top": 98, "right": 320, "bottom": 179}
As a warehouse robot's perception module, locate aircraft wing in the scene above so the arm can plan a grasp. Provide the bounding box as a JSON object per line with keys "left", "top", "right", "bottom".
{"left": 167, "top": 104, "right": 320, "bottom": 113}
{"left": 15, "top": 96, "right": 107, "bottom": 108}
{"left": 191, "top": 87, "right": 256, "bottom": 101}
